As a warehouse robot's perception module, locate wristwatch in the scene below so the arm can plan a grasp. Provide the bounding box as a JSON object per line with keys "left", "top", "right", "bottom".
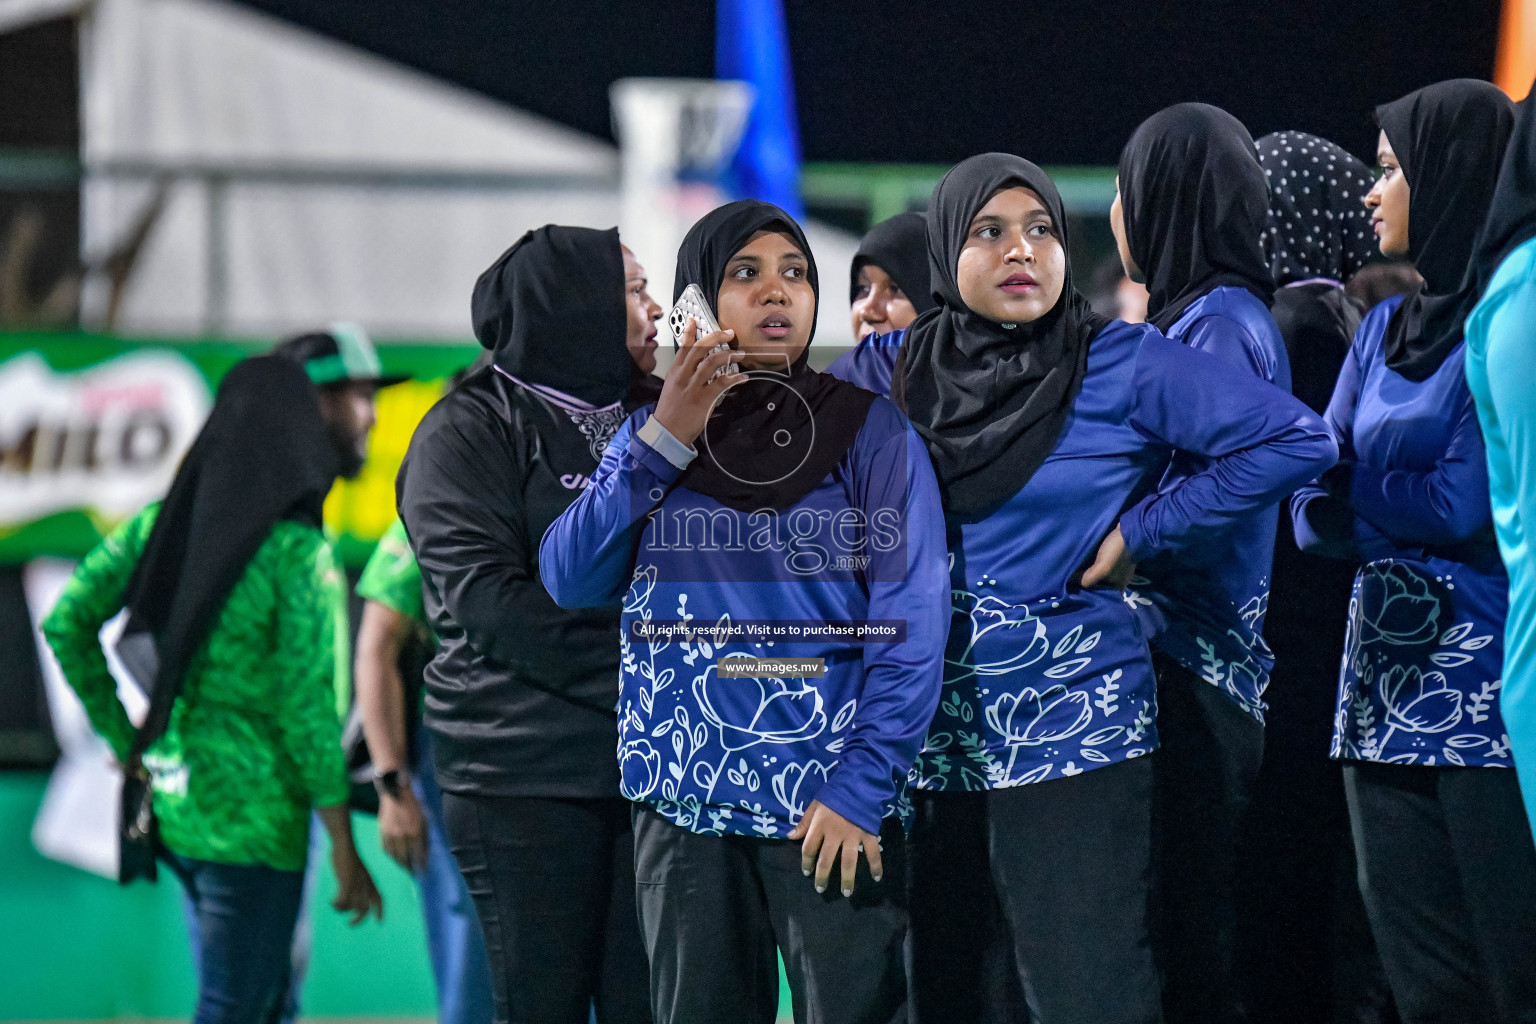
{"left": 373, "top": 768, "right": 406, "bottom": 800}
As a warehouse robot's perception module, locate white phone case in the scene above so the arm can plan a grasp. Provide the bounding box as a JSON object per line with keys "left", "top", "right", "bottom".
{"left": 668, "top": 283, "right": 736, "bottom": 380}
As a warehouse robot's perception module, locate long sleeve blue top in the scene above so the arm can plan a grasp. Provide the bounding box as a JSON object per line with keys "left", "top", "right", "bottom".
{"left": 1128, "top": 286, "right": 1293, "bottom": 722}
{"left": 539, "top": 396, "right": 949, "bottom": 837}
{"left": 829, "top": 320, "right": 1335, "bottom": 789}
{"left": 1293, "top": 295, "right": 1510, "bottom": 768}
{"left": 1467, "top": 234, "right": 1536, "bottom": 830}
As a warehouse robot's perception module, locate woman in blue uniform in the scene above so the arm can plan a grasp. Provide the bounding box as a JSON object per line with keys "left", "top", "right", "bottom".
{"left": 1292, "top": 79, "right": 1536, "bottom": 1024}
{"left": 540, "top": 200, "right": 949, "bottom": 1024}
{"left": 829, "top": 152, "right": 1335, "bottom": 1024}
{"left": 1108, "top": 103, "right": 1291, "bottom": 1024}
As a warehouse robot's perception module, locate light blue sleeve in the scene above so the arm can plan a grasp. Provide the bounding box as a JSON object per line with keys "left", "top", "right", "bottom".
{"left": 1475, "top": 263, "right": 1536, "bottom": 848}
{"left": 1482, "top": 275, "right": 1536, "bottom": 568}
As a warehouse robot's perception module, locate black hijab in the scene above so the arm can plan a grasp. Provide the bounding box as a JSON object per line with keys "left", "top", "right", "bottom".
{"left": 472, "top": 225, "right": 632, "bottom": 407}
{"left": 672, "top": 200, "right": 876, "bottom": 514}
{"left": 1118, "top": 103, "right": 1275, "bottom": 332}
{"left": 120, "top": 356, "right": 337, "bottom": 752}
{"left": 850, "top": 212, "right": 938, "bottom": 315}
{"left": 1467, "top": 77, "right": 1536, "bottom": 303}
{"left": 894, "top": 154, "right": 1110, "bottom": 523}
{"left": 1256, "top": 131, "right": 1376, "bottom": 286}
{"left": 1377, "top": 79, "right": 1515, "bottom": 381}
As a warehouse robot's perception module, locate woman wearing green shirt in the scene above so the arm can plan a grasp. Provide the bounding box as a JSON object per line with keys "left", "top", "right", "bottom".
{"left": 43, "top": 353, "right": 383, "bottom": 1024}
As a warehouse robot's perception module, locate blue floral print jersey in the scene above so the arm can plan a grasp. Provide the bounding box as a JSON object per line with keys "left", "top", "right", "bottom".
{"left": 1129, "top": 286, "right": 1293, "bottom": 723}
{"left": 830, "top": 320, "right": 1335, "bottom": 790}
{"left": 1293, "top": 296, "right": 1511, "bottom": 768}
{"left": 540, "top": 396, "right": 950, "bottom": 838}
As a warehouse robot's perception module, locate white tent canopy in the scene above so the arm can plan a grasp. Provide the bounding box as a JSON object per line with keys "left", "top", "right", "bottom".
{"left": 1, "top": 0, "right": 858, "bottom": 344}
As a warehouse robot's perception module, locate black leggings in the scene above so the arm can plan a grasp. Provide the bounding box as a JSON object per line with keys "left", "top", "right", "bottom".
{"left": 441, "top": 793, "right": 651, "bottom": 1024}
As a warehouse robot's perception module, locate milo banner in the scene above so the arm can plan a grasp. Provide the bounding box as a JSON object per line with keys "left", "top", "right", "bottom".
{"left": 0, "top": 333, "right": 478, "bottom": 567}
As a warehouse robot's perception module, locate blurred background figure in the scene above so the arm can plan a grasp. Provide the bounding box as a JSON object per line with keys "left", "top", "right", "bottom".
{"left": 1347, "top": 262, "right": 1426, "bottom": 310}
{"left": 229, "top": 328, "right": 405, "bottom": 1024}
{"left": 40, "top": 344, "right": 388, "bottom": 1024}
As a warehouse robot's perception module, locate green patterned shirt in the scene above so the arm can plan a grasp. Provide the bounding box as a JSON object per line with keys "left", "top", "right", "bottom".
{"left": 42, "top": 503, "right": 352, "bottom": 872}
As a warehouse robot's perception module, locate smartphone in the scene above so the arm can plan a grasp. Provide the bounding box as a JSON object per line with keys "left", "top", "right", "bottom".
{"left": 668, "top": 284, "right": 736, "bottom": 381}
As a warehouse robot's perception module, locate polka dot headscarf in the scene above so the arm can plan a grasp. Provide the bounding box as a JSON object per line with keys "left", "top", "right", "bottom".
{"left": 1254, "top": 131, "right": 1375, "bottom": 286}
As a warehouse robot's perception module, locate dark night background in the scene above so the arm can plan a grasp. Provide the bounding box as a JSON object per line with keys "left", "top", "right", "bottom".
{"left": 230, "top": 0, "right": 1502, "bottom": 165}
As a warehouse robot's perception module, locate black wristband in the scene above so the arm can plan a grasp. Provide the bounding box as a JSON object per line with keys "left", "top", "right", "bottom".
{"left": 373, "top": 768, "right": 406, "bottom": 799}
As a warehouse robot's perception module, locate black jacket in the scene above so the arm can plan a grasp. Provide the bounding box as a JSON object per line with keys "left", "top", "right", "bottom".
{"left": 1268, "top": 282, "right": 1362, "bottom": 689}
{"left": 397, "top": 367, "right": 626, "bottom": 798}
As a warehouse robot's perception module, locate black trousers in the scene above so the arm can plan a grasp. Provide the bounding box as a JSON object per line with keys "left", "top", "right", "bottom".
{"left": 631, "top": 804, "right": 908, "bottom": 1024}
{"left": 908, "top": 791, "right": 1026, "bottom": 1024}
{"left": 441, "top": 793, "right": 651, "bottom": 1024}
{"left": 1151, "top": 654, "right": 1266, "bottom": 1024}
{"left": 1344, "top": 761, "right": 1536, "bottom": 1024}
{"left": 911, "top": 755, "right": 1162, "bottom": 1024}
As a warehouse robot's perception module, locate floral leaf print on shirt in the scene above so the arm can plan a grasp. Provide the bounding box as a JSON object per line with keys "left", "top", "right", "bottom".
{"left": 772, "top": 760, "right": 830, "bottom": 818}
{"left": 916, "top": 583, "right": 1157, "bottom": 791}
{"left": 615, "top": 565, "right": 903, "bottom": 838}
{"left": 1357, "top": 562, "right": 1449, "bottom": 648}
{"left": 1333, "top": 559, "right": 1509, "bottom": 767}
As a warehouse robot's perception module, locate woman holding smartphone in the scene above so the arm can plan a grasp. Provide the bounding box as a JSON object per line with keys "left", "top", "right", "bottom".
{"left": 828, "top": 153, "right": 1336, "bottom": 1024}
{"left": 541, "top": 199, "right": 948, "bottom": 1024}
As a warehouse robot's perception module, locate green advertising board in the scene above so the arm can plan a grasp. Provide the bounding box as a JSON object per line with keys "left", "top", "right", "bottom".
{"left": 0, "top": 332, "right": 479, "bottom": 566}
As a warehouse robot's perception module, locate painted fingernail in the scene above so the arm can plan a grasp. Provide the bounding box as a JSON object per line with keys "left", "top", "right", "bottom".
{"left": 873, "top": 873, "right": 883, "bottom": 883}
{"left": 815, "top": 884, "right": 825, "bottom": 893}
{"left": 802, "top": 868, "right": 811, "bottom": 877}
{"left": 842, "top": 888, "right": 852, "bottom": 897}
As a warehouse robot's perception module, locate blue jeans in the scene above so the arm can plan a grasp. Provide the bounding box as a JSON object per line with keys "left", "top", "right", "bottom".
{"left": 415, "top": 736, "right": 496, "bottom": 1024}
{"left": 173, "top": 855, "right": 306, "bottom": 1024}
{"left": 182, "top": 741, "right": 494, "bottom": 1024}
{"left": 182, "top": 823, "right": 317, "bottom": 1024}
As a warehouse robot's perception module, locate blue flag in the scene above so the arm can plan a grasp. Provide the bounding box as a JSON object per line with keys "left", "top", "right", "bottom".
{"left": 716, "top": 0, "right": 804, "bottom": 217}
